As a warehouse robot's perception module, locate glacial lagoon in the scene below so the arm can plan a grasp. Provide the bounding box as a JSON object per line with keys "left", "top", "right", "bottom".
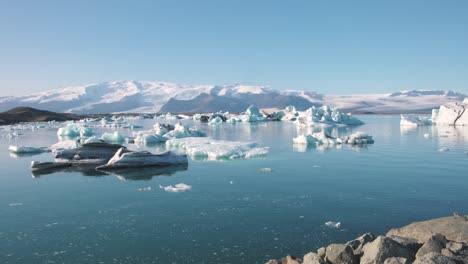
{"left": 1, "top": 115, "right": 467, "bottom": 264}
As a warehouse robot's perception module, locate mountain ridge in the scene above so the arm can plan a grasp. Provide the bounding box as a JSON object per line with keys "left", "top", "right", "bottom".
{"left": 0, "top": 80, "right": 465, "bottom": 114}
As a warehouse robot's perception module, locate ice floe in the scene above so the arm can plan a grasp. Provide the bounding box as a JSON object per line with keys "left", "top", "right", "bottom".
{"left": 325, "top": 221, "right": 341, "bottom": 228}
{"left": 100, "top": 131, "right": 125, "bottom": 143}
{"left": 54, "top": 142, "right": 124, "bottom": 161}
{"left": 96, "top": 148, "right": 187, "bottom": 170}
{"left": 400, "top": 114, "right": 435, "bottom": 126}
{"left": 9, "top": 145, "right": 50, "bottom": 154}
{"left": 293, "top": 131, "right": 374, "bottom": 147}
{"left": 295, "top": 106, "right": 364, "bottom": 126}
{"left": 57, "top": 123, "right": 93, "bottom": 138}
{"left": 166, "top": 137, "right": 269, "bottom": 160}
{"left": 435, "top": 100, "right": 468, "bottom": 126}
{"left": 159, "top": 183, "right": 192, "bottom": 193}
{"left": 162, "top": 122, "right": 205, "bottom": 139}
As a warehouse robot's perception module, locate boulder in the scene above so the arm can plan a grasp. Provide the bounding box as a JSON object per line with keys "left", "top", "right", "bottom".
{"left": 386, "top": 215, "right": 468, "bottom": 243}
{"left": 280, "top": 256, "right": 300, "bottom": 264}
{"left": 345, "top": 233, "right": 377, "bottom": 255}
{"left": 389, "top": 235, "right": 422, "bottom": 254}
{"left": 325, "top": 244, "right": 357, "bottom": 264}
{"left": 416, "top": 234, "right": 447, "bottom": 258}
{"left": 383, "top": 257, "right": 410, "bottom": 264}
{"left": 413, "top": 252, "right": 457, "bottom": 264}
{"left": 302, "top": 252, "right": 326, "bottom": 264}
{"left": 317, "top": 247, "right": 326, "bottom": 259}
{"left": 361, "top": 236, "right": 414, "bottom": 264}
{"left": 445, "top": 241, "right": 464, "bottom": 254}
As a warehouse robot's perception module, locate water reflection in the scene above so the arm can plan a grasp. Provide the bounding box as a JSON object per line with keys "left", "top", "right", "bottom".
{"left": 32, "top": 163, "right": 108, "bottom": 178}
{"left": 103, "top": 164, "right": 189, "bottom": 181}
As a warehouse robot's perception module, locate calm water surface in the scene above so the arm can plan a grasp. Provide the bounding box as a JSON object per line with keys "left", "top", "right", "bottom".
{"left": 0, "top": 115, "right": 467, "bottom": 263}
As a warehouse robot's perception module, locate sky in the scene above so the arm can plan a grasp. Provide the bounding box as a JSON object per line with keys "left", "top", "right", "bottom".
{"left": 1, "top": 0, "right": 468, "bottom": 96}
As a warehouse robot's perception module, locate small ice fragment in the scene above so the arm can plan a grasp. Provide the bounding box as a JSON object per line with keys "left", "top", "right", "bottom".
{"left": 9, "top": 203, "right": 23, "bottom": 207}
{"left": 229, "top": 181, "right": 234, "bottom": 184}
{"left": 438, "top": 147, "right": 450, "bottom": 152}
{"left": 423, "top": 133, "right": 430, "bottom": 138}
{"left": 137, "top": 186, "right": 152, "bottom": 191}
{"left": 159, "top": 183, "right": 192, "bottom": 193}
{"left": 325, "top": 221, "right": 341, "bottom": 228}
{"left": 299, "top": 216, "right": 304, "bottom": 219}
{"left": 8, "top": 145, "right": 49, "bottom": 154}
{"left": 258, "top": 168, "right": 273, "bottom": 173}
{"left": 100, "top": 132, "right": 125, "bottom": 143}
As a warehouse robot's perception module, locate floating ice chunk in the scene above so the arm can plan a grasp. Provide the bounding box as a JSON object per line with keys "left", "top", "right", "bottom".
{"left": 134, "top": 133, "right": 167, "bottom": 145}
{"left": 293, "top": 131, "right": 337, "bottom": 146}
{"left": 96, "top": 148, "right": 188, "bottom": 169}
{"left": 9, "top": 145, "right": 50, "bottom": 154}
{"left": 295, "top": 106, "right": 364, "bottom": 126}
{"left": 240, "top": 105, "right": 267, "bottom": 122}
{"left": 400, "top": 114, "right": 434, "bottom": 126}
{"left": 159, "top": 183, "right": 192, "bottom": 193}
{"left": 166, "top": 137, "right": 269, "bottom": 160}
{"left": 153, "top": 123, "right": 174, "bottom": 136}
{"left": 54, "top": 142, "right": 124, "bottom": 161}
{"left": 57, "top": 123, "right": 93, "bottom": 138}
{"left": 163, "top": 122, "right": 205, "bottom": 139}
{"left": 9, "top": 203, "right": 23, "bottom": 207}
{"left": 325, "top": 221, "right": 341, "bottom": 228}
{"left": 48, "top": 140, "right": 80, "bottom": 152}
{"left": 209, "top": 116, "right": 224, "bottom": 125}
{"left": 100, "top": 132, "right": 125, "bottom": 143}
{"left": 137, "top": 186, "right": 152, "bottom": 191}
{"left": 435, "top": 101, "right": 468, "bottom": 126}
{"left": 83, "top": 136, "right": 102, "bottom": 144}
{"left": 438, "top": 147, "right": 450, "bottom": 152}
{"left": 423, "top": 133, "right": 430, "bottom": 139}
{"left": 337, "top": 131, "right": 374, "bottom": 145}
{"left": 258, "top": 168, "right": 273, "bottom": 173}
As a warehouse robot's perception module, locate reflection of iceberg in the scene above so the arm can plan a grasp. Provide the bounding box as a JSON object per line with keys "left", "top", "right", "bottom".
{"left": 166, "top": 137, "right": 269, "bottom": 160}
{"left": 96, "top": 148, "right": 188, "bottom": 170}
{"left": 31, "top": 161, "right": 107, "bottom": 177}
{"left": 109, "top": 164, "right": 188, "bottom": 181}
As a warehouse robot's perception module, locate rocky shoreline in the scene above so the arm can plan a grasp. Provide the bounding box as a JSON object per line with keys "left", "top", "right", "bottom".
{"left": 266, "top": 215, "right": 468, "bottom": 264}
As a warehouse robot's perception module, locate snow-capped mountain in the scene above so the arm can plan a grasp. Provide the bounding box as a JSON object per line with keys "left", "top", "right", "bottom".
{"left": 0, "top": 81, "right": 465, "bottom": 114}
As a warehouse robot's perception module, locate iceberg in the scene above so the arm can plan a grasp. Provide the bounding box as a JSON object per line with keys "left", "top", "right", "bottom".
{"left": 166, "top": 137, "right": 269, "bottom": 160}
{"left": 400, "top": 114, "right": 434, "bottom": 126}
{"left": 435, "top": 101, "right": 468, "bottom": 126}
{"left": 159, "top": 183, "right": 192, "bottom": 193}
{"left": 48, "top": 140, "right": 80, "bottom": 152}
{"left": 96, "top": 148, "right": 188, "bottom": 170}
{"left": 163, "top": 122, "right": 205, "bottom": 139}
{"left": 295, "top": 106, "right": 364, "bottom": 126}
{"left": 54, "top": 142, "right": 125, "bottom": 161}
{"left": 239, "top": 105, "right": 267, "bottom": 122}
{"left": 134, "top": 133, "right": 167, "bottom": 145}
{"left": 9, "top": 145, "right": 50, "bottom": 154}
{"left": 57, "top": 123, "right": 93, "bottom": 138}
{"left": 100, "top": 131, "right": 125, "bottom": 143}
{"left": 337, "top": 132, "right": 375, "bottom": 145}
{"left": 293, "top": 131, "right": 374, "bottom": 147}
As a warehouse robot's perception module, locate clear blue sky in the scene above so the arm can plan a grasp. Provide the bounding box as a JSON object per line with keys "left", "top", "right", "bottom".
{"left": 1, "top": 0, "right": 468, "bottom": 95}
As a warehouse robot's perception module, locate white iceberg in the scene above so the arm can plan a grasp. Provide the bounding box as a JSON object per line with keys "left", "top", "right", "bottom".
{"left": 159, "top": 183, "right": 192, "bottom": 193}
{"left": 48, "top": 140, "right": 80, "bottom": 152}
{"left": 400, "top": 114, "right": 434, "bottom": 126}
{"left": 435, "top": 100, "right": 468, "bottom": 126}
{"left": 295, "top": 106, "right": 364, "bottom": 126}
{"left": 9, "top": 145, "right": 50, "bottom": 154}
{"left": 57, "top": 123, "right": 93, "bottom": 138}
{"left": 163, "top": 122, "right": 205, "bottom": 139}
{"left": 166, "top": 137, "right": 269, "bottom": 160}
{"left": 134, "top": 133, "right": 167, "bottom": 145}
{"left": 325, "top": 221, "right": 341, "bottom": 228}
{"left": 100, "top": 132, "right": 125, "bottom": 143}
{"left": 337, "top": 131, "right": 374, "bottom": 145}
{"left": 293, "top": 131, "right": 374, "bottom": 147}
{"left": 96, "top": 148, "right": 188, "bottom": 169}
{"left": 239, "top": 105, "right": 267, "bottom": 122}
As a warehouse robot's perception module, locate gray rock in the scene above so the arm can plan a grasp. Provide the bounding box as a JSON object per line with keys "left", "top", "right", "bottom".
{"left": 387, "top": 215, "right": 468, "bottom": 243}
{"left": 389, "top": 235, "right": 423, "bottom": 253}
{"left": 441, "top": 248, "right": 455, "bottom": 258}
{"left": 413, "top": 252, "right": 457, "bottom": 264}
{"left": 383, "top": 257, "right": 410, "bottom": 264}
{"left": 361, "top": 236, "right": 414, "bottom": 264}
{"left": 317, "top": 247, "right": 326, "bottom": 259}
{"left": 325, "top": 244, "right": 357, "bottom": 264}
{"left": 346, "top": 233, "right": 377, "bottom": 255}
{"left": 445, "top": 241, "right": 464, "bottom": 253}
{"left": 416, "top": 233, "right": 448, "bottom": 258}
{"left": 280, "top": 256, "right": 300, "bottom": 264}
{"left": 303, "top": 252, "right": 326, "bottom": 264}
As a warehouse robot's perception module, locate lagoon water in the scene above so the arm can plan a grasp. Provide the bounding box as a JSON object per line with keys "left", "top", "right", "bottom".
{"left": 1, "top": 115, "right": 467, "bottom": 264}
